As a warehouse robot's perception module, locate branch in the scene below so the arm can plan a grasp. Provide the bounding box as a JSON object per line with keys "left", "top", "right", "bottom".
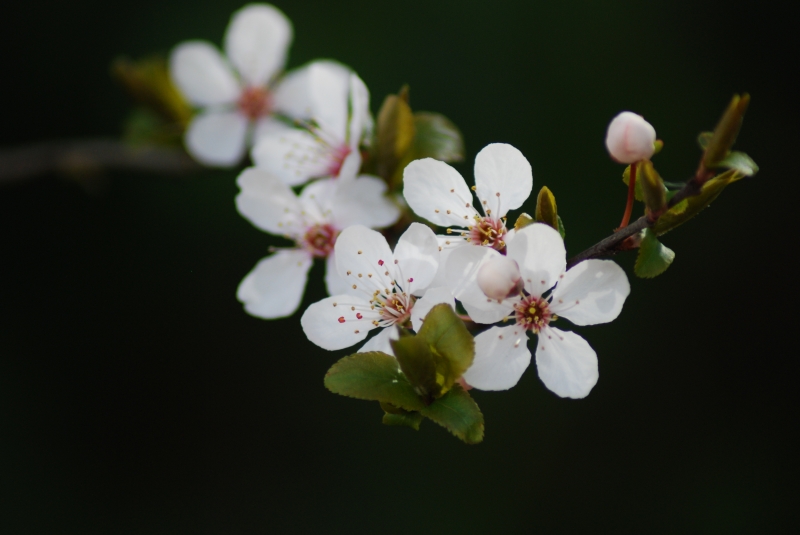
{"left": 565, "top": 170, "right": 709, "bottom": 269}
{"left": 0, "top": 138, "right": 202, "bottom": 185}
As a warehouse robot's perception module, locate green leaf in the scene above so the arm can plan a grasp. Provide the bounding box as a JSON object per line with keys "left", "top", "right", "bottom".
{"left": 534, "top": 186, "right": 559, "bottom": 231}
{"left": 514, "top": 212, "right": 534, "bottom": 231}
{"left": 391, "top": 304, "right": 475, "bottom": 404}
{"left": 412, "top": 112, "right": 465, "bottom": 163}
{"left": 324, "top": 351, "right": 425, "bottom": 412}
{"left": 653, "top": 169, "right": 744, "bottom": 236}
{"left": 634, "top": 228, "right": 675, "bottom": 278}
{"left": 715, "top": 151, "right": 758, "bottom": 176}
{"left": 622, "top": 165, "right": 645, "bottom": 202}
{"left": 420, "top": 384, "right": 484, "bottom": 444}
{"left": 556, "top": 215, "right": 566, "bottom": 239}
{"left": 380, "top": 402, "right": 424, "bottom": 430}
{"left": 391, "top": 335, "right": 440, "bottom": 404}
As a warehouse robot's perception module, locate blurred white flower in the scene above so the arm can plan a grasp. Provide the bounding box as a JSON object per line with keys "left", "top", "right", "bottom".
{"left": 170, "top": 4, "right": 302, "bottom": 167}
{"left": 251, "top": 62, "right": 372, "bottom": 186}
{"left": 301, "top": 224, "right": 453, "bottom": 352}
{"left": 448, "top": 223, "right": 630, "bottom": 398}
{"left": 605, "top": 111, "right": 657, "bottom": 164}
{"left": 235, "top": 168, "right": 400, "bottom": 319}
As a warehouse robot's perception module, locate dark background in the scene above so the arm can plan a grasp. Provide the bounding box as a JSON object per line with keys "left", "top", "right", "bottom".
{"left": 2, "top": 0, "right": 798, "bottom": 533}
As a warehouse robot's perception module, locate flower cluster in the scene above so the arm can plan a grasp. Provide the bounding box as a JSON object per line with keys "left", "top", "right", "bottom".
{"left": 164, "top": 3, "right": 756, "bottom": 442}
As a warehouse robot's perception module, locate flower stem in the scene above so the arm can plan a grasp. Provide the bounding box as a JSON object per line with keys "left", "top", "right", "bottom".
{"left": 618, "top": 162, "right": 637, "bottom": 229}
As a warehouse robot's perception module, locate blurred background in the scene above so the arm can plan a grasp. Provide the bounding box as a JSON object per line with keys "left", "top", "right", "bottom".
{"left": 2, "top": 0, "right": 798, "bottom": 533}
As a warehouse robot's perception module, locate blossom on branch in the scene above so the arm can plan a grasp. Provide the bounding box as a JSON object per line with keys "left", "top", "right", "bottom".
{"left": 301, "top": 224, "right": 454, "bottom": 353}
{"left": 235, "top": 168, "right": 400, "bottom": 319}
{"left": 448, "top": 223, "right": 629, "bottom": 398}
{"left": 403, "top": 143, "right": 532, "bottom": 253}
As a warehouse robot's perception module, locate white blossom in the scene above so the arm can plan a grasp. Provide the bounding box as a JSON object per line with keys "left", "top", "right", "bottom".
{"left": 301, "top": 224, "right": 454, "bottom": 352}
{"left": 250, "top": 62, "right": 372, "bottom": 185}
{"left": 235, "top": 168, "right": 400, "bottom": 319}
{"left": 447, "top": 223, "right": 630, "bottom": 398}
{"left": 170, "top": 4, "right": 331, "bottom": 167}
{"left": 605, "top": 111, "right": 657, "bottom": 164}
{"left": 402, "top": 143, "right": 532, "bottom": 292}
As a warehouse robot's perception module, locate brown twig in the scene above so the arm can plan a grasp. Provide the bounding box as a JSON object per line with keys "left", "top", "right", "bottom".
{"left": 0, "top": 138, "right": 202, "bottom": 185}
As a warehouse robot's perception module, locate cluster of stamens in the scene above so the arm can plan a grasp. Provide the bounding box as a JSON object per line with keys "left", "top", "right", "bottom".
{"left": 301, "top": 223, "right": 337, "bottom": 258}
{"left": 466, "top": 216, "right": 508, "bottom": 251}
{"left": 513, "top": 294, "right": 553, "bottom": 333}
{"left": 372, "top": 290, "right": 413, "bottom": 326}
{"left": 238, "top": 86, "right": 273, "bottom": 120}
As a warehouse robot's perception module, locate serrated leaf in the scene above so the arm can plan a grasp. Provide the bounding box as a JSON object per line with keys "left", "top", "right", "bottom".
{"left": 714, "top": 151, "right": 758, "bottom": 176}
{"left": 634, "top": 228, "right": 675, "bottom": 278}
{"left": 392, "top": 304, "right": 475, "bottom": 403}
{"left": 411, "top": 112, "right": 464, "bottom": 163}
{"left": 514, "top": 212, "right": 534, "bottom": 231}
{"left": 420, "top": 384, "right": 484, "bottom": 444}
{"left": 556, "top": 215, "right": 566, "bottom": 239}
{"left": 324, "top": 351, "right": 425, "bottom": 412}
{"left": 535, "top": 186, "right": 559, "bottom": 230}
{"left": 653, "top": 169, "right": 743, "bottom": 236}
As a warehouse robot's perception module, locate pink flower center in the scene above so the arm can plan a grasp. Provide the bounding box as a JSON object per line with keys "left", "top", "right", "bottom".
{"left": 467, "top": 216, "right": 508, "bottom": 251}
{"left": 301, "top": 224, "right": 338, "bottom": 258}
{"left": 514, "top": 295, "right": 552, "bottom": 333}
{"left": 376, "top": 292, "right": 413, "bottom": 325}
{"left": 327, "top": 144, "right": 352, "bottom": 177}
{"left": 238, "top": 86, "right": 273, "bottom": 120}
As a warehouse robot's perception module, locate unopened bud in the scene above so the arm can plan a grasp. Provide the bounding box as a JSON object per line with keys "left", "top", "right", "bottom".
{"left": 477, "top": 256, "right": 523, "bottom": 301}
{"left": 605, "top": 112, "right": 657, "bottom": 164}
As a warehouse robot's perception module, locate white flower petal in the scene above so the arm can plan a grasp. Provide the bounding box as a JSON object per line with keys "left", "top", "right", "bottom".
{"left": 358, "top": 326, "right": 399, "bottom": 355}
{"left": 506, "top": 223, "right": 566, "bottom": 297}
{"left": 410, "top": 286, "right": 455, "bottom": 333}
{"left": 325, "top": 253, "right": 351, "bottom": 297}
{"left": 251, "top": 128, "right": 331, "bottom": 186}
{"left": 464, "top": 325, "right": 531, "bottom": 391}
{"left": 332, "top": 176, "right": 400, "bottom": 229}
{"left": 305, "top": 60, "right": 352, "bottom": 140}
{"left": 169, "top": 41, "right": 240, "bottom": 107}
{"left": 237, "top": 249, "right": 312, "bottom": 319}
{"left": 271, "top": 63, "right": 316, "bottom": 119}
{"left": 300, "top": 295, "right": 376, "bottom": 350}
{"left": 334, "top": 226, "right": 395, "bottom": 294}
{"left": 445, "top": 244, "right": 515, "bottom": 324}
{"left": 337, "top": 150, "right": 361, "bottom": 181}
{"left": 235, "top": 167, "right": 302, "bottom": 236}
{"left": 393, "top": 223, "right": 440, "bottom": 295}
{"left": 224, "top": 4, "right": 292, "bottom": 86}
{"left": 551, "top": 259, "right": 630, "bottom": 326}
{"left": 185, "top": 110, "right": 249, "bottom": 167}
{"left": 535, "top": 326, "right": 598, "bottom": 399}
{"left": 298, "top": 178, "right": 335, "bottom": 222}
{"left": 347, "top": 73, "right": 371, "bottom": 148}
{"left": 253, "top": 116, "right": 292, "bottom": 144}
{"left": 403, "top": 158, "right": 480, "bottom": 227}
{"left": 474, "top": 143, "right": 533, "bottom": 217}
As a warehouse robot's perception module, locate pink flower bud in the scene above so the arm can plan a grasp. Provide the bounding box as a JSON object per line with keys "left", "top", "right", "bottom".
{"left": 605, "top": 111, "right": 657, "bottom": 164}
{"left": 477, "top": 256, "right": 523, "bottom": 301}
